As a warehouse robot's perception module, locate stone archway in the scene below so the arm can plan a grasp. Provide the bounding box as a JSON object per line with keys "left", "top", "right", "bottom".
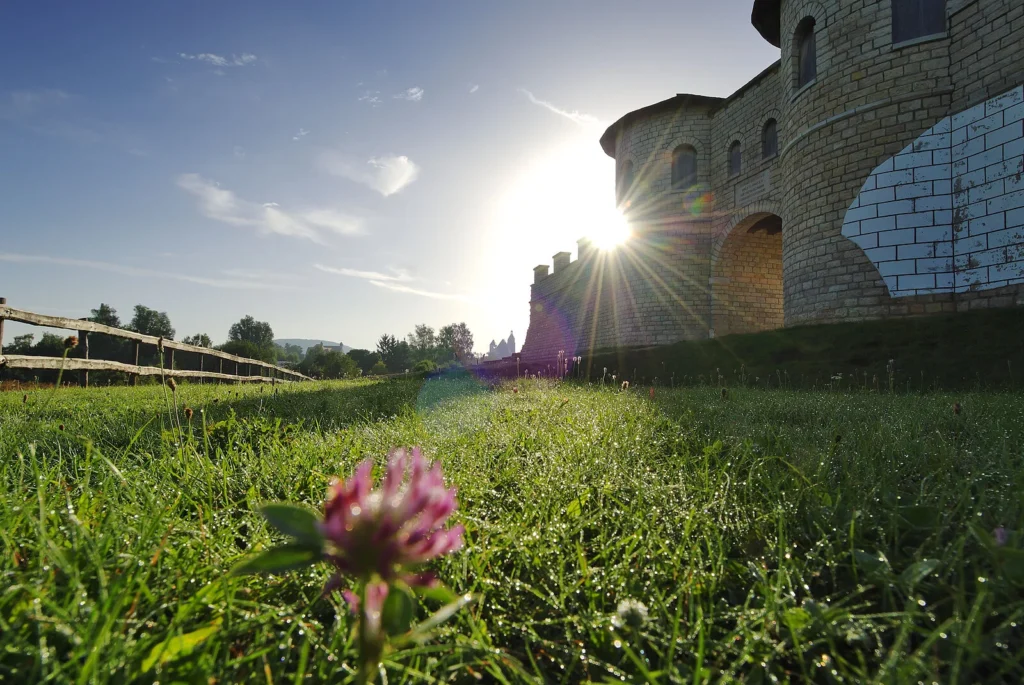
{"left": 710, "top": 211, "right": 784, "bottom": 337}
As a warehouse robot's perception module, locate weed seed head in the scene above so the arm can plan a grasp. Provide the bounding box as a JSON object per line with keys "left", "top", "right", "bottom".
{"left": 184, "top": 407, "right": 194, "bottom": 420}
{"left": 166, "top": 378, "right": 177, "bottom": 392}
{"left": 953, "top": 402, "right": 962, "bottom": 415}
{"left": 613, "top": 599, "right": 649, "bottom": 629}
{"left": 64, "top": 336, "right": 78, "bottom": 349}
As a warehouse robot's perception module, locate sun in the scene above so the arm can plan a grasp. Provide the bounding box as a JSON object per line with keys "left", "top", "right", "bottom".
{"left": 588, "top": 206, "right": 632, "bottom": 250}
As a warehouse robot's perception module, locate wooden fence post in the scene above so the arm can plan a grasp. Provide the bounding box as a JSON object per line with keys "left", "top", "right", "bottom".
{"left": 199, "top": 354, "right": 204, "bottom": 385}
{"left": 133, "top": 341, "right": 140, "bottom": 386}
{"left": 0, "top": 297, "right": 6, "bottom": 356}
{"left": 79, "top": 329, "right": 89, "bottom": 388}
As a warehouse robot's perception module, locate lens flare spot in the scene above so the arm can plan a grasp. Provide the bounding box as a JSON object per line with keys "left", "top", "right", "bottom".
{"left": 589, "top": 207, "right": 631, "bottom": 250}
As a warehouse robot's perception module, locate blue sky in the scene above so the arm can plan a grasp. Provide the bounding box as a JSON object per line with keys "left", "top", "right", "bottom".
{"left": 0, "top": 1, "right": 777, "bottom": 352}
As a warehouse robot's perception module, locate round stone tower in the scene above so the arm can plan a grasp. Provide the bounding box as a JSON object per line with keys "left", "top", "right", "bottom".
{"left": 757, "top": 0, "right": 1024, "bottom": 323}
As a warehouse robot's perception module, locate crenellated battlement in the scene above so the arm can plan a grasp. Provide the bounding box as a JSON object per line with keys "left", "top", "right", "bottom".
{"left": 530, "top": 239, "right": 594, "bottom": 288}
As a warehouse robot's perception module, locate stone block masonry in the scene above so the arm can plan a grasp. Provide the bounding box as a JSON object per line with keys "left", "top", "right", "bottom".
{"left": 842, "top": 86, "right": 1024, "bottom": 296}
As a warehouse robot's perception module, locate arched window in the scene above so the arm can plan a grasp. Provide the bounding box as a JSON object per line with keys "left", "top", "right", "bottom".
{"left": 892, "top": 0, "right": 946, "bottom": 43}
{"left": 671, "top": 145, "right": 697, "bottom": 189}
{"left": 728, "top": 141, "right": 742, "bottom": 177}
{"left": 617, "top": 160, "right": 634, "bottom": 204}
{"left": 762, "top": 119, "right": 778, "bottom": 159}
{"left": 796, "top": 17, "right": 817, "bottom": 89}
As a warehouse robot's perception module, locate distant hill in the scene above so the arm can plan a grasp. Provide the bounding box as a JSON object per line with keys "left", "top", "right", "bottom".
{"left": 274, "top": 339, "right": 351, "bottom": 354}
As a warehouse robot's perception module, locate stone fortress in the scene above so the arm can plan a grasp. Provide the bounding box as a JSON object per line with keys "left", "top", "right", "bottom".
{"left": 485, "top": 331, "right": 516, "bottom": 361}
{"left": 520, "top": 0, "right": 1024, "bottom": 362}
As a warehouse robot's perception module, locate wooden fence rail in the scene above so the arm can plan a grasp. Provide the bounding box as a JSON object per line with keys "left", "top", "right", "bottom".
{"left": 0, "top": 297, "right": 309, "bottom": 386}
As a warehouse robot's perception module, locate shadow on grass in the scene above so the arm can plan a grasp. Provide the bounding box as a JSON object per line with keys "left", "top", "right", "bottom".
{"left": 579, "top": 307, "right": 1024, "bottom": 391}
{"left": 206, "top": 378, "right": 424, "bottom": 431}
{"left": 414, "top": 367, "right": 492, "bottom": 414}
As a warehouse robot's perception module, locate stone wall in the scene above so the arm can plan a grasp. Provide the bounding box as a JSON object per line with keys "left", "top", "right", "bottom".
{"left": 712, "top": 222, "right": 784, "bottom": 336}
{"left": 522, "top": 221, "right": 715, "bottom": 360}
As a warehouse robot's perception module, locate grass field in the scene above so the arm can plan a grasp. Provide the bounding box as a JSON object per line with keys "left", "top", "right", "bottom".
{"left": 1, "top": 375, "right": 1023, "bottom": 683}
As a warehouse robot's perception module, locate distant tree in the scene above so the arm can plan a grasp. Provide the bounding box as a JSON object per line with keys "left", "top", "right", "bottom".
{"left": 89, "top": 303, "right": 121, "bottom": 328}
{"left": 298, "top": 344, "right": 358, "bottom": 379}
{"left": 412, "top": 359, "right": 437, "bottom": 374}
{"left": 369, "top": 360, "right": 388, "bottom": 376}
{"left": 217, "top": 340, "right": 276, "bottom": 363}
{"left": 377, "top": 334, "right": 398, "bottom": 365}
{"left": 450, "top": 322, "right": 474, "bottom": 360}
{"left": 129, "top": 305, "right": 175, "bottom": 339}
{"left": 182, "top": 333, "right": 213, "bottom": 348}
{"left": 347, "top": 348, "right": 381, "bottom": 374}
{"left": 87, "top": 303, "right": 129, "bottom": 362}
{"left": 274, "top": 343, "right": 302, "bottom": 364}
{"left": 228, "top": 315, "right": 274, "bottom": 349}
{"left": 8, "top": 334, "right": 35, "bottom": 354}
{"left": 437, "top": 325, "right": 456, "bottom": 361}
{"left": 2, "top": 333, "right": 66, "bottom": 383}
{"left": 32, "top": 333, "right": 66, "bottom": 357}
{"left": 392, "top": 340, "right": 412, "bottom": 372}
{"left": 433, "top": 322, "right": 474, "bottom": 362}
{"left": 324, "top": 351, "right": 358, "bottom": 379}
{"left": 407, "top": 324, "right": 437, "bottom": 361}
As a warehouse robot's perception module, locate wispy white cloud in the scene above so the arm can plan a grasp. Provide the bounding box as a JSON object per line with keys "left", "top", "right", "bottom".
{"left": 301, "top": 209, "right": 364, "bottom": 236}
{"left": 367, "top": 280, "right": 470, "bottom": 301}
{"left": 233, "top": 145, "right": 246, "bottom": 159}
{"left": 0, "top": 88, "right": 71, "bottom": 119}
{"left": 176, "top": 173, "right": 365, "bottom": 243}
{"left": 469, "top": 84, "right": 479, "bottom": 94}
{"left": 2, "top": 89, "right": 147, "bottom": 155}
{"left": 520, "top": 89, "right": 602, "bottom": 127}
{"left": 178, "top": 52, "right": 258, "bottom": 68}
{"left": 318, "top": 152, "right": 420, "bottom": 197}
{"left": 0, "top": 252, "right": 282, "bottom": 290}
{"left": 393, "top": 87, "right": 424, "bottom": 102}
{"left": 314, "top": 264, "right": 412, "bottom": 282}
{"left": 315, "top": 263, "right": 468, "bottom": 300}
{"left": 358, "top": 91, "right": 382, "bottom": 106}
{"left": 292, "top": 127, "right": 310, "bottom": 141}
{"left": 221, "top": 267, "right": 302, "bottom": 282}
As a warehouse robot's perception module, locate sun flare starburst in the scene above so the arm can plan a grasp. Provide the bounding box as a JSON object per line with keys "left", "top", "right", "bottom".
{"left": 589, "top": 207, "right": 631, "bottom": 250}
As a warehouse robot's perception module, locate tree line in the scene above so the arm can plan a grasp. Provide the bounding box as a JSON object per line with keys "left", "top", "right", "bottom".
{"left": 4, "top": 302, "right": 477, "bottom": 381}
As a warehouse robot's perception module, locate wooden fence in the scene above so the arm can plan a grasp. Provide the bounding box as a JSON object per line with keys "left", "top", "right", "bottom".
{"left": 0, "top": 297, "right": 309, "bottom": 386}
